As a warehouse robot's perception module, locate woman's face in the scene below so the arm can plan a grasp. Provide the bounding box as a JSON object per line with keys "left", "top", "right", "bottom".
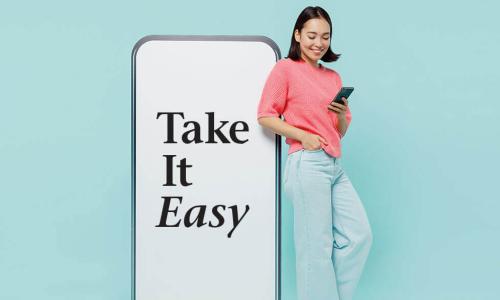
{"left": 294, "top": 17, "right": 331, "bottom": 65}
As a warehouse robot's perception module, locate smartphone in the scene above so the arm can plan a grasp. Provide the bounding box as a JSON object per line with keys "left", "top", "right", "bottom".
{"left": 331, "top": 87, "right": 354, "bottom": 105}
{"left": 133, "top": 35, "right": 279, "bottom": 300}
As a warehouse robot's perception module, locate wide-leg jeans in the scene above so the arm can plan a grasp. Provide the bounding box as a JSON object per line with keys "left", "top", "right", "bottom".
{"left": 283, "top": 148, "right": 373, "bottom": 300}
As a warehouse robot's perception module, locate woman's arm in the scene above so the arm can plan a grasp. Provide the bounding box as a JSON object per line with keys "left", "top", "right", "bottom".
{"left": 328, "top": 97, "right": 350, "bottom": 138}
{"left": 336, "top": 115, "right": 348, "bottom": 138}
{"left": 258, "top": 117, "right": 307, "bottom": 142}
{"left": 257, "top": 117, "right": 328, "bottom": 149}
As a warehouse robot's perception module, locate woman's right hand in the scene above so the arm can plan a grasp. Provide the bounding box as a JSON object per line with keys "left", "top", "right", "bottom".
{"left": 300, "top": 132, "right": 328, "bottom": 151}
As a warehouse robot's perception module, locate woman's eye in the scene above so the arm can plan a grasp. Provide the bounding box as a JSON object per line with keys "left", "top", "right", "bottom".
{"left": 308, "top": 36, "right": 329, "bottom": 40}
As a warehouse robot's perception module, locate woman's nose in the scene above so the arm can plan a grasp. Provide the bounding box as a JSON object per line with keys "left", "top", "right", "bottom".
{"left": 314, "top": 38, "right": 323, "bottom": 47}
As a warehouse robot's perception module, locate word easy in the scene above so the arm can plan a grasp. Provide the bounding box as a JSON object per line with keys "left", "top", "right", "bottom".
{"left": 156, "top": 196, "right": 250, "bottom": 238}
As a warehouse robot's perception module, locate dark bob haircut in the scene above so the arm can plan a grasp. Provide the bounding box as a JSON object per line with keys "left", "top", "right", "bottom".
{"left": 286, "top": 6, "right": 341, "bottom": 63}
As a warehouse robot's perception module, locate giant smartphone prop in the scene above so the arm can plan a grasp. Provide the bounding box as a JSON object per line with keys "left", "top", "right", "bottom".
{"left": 132, "top": 35, "right": 282, "bottom": 300}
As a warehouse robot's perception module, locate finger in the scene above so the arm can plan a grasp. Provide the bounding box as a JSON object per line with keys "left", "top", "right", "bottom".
{"left": 336, "top": 101, "right": 347, "bottom": 108}
{"left": 328, "top": 107, "right": 341, "bottom": 113}
{"left": 328, "top": 104, "right": 344, "bottom": 110}
{"left": 319, "top": 136, "right": 328, "bottom": 145}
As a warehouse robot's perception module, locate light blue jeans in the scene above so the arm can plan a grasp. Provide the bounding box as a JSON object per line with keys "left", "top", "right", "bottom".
{"left": 283, "top": 148, "right": 372, "bottom": 300}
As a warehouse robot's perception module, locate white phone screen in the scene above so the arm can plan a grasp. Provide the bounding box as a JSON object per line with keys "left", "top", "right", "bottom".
{"left": 132, "top": 35, "right": 282, "bottom": 300}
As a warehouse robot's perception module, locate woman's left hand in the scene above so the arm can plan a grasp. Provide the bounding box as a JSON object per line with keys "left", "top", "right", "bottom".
{"left": 327, "top": 97, "right": 348, "bottom": 118}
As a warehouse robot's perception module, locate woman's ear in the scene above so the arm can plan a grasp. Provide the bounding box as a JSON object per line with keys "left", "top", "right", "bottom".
{"left": 294, "top": 29, "right": 300, "bottom": 43}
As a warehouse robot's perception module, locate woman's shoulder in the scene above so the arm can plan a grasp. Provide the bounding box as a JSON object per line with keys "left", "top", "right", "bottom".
{"left": 267, "top": 58, "right": 294, "bottom": 77}
{"left": 271, "top": 58, "right": 302, "bottom": 75}
{"left": 322, "top": 64, "right": 341, "bottom": 77}
{"left": 275, "top": 57, "right": 294, "bottom": 68}
{"left": 322, "top": 65, "right": 342, "bottom": 86}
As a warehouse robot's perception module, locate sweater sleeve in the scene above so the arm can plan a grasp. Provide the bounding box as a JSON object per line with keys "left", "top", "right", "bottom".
{"left": 257, "top": 61, "right": 288, "bottom": 119}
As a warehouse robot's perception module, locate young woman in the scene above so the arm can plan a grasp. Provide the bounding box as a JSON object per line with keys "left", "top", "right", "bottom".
{"left": 257, "top": 6, "right": 373, "bottom": 300}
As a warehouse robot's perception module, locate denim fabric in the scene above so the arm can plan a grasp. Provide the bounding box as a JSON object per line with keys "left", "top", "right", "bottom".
{"left": 284, "top": 148, "right": 372, "bottom": 300}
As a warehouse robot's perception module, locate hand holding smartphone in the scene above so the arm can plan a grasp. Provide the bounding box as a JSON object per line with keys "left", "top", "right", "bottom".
{"left": 331, "top": 87, "right": 354, "bottom": 105}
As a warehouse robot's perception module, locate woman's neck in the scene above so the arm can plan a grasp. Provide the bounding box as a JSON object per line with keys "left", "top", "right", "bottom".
{"left": 300, "top": 55, "right": 322, "bottom": 69}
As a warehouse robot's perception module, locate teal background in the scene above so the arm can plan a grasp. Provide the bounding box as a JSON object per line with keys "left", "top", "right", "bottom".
{"left": 1, "top": 0, "right": 499, "bottom": 299}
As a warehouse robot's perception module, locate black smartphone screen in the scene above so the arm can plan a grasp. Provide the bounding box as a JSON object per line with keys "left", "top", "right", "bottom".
{"left": 332, "top": 87, "right": 354, "bottom": 104}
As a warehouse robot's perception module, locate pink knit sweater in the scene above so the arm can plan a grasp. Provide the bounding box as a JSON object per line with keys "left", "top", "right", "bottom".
{"left": 257, "top": 57, "right": 352, "bottom": 158}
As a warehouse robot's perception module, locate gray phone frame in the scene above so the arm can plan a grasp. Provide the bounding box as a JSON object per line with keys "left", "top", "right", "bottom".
{"left": 131, "top": 35, "right": 282, "bottom": 300}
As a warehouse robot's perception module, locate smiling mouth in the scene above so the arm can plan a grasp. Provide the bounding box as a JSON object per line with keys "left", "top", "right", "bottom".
{"left": 312, "top": 49, "right": 323, "bottom": 54}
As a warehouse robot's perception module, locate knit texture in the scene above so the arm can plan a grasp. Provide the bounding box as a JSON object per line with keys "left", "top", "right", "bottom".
{"left": 257, "top": 57, "right": 352, "bottom": 158}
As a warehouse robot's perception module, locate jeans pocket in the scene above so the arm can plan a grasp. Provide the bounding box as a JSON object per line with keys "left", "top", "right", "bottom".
{"left": 333, "top": 227, "right": 350, "bottom": 249}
